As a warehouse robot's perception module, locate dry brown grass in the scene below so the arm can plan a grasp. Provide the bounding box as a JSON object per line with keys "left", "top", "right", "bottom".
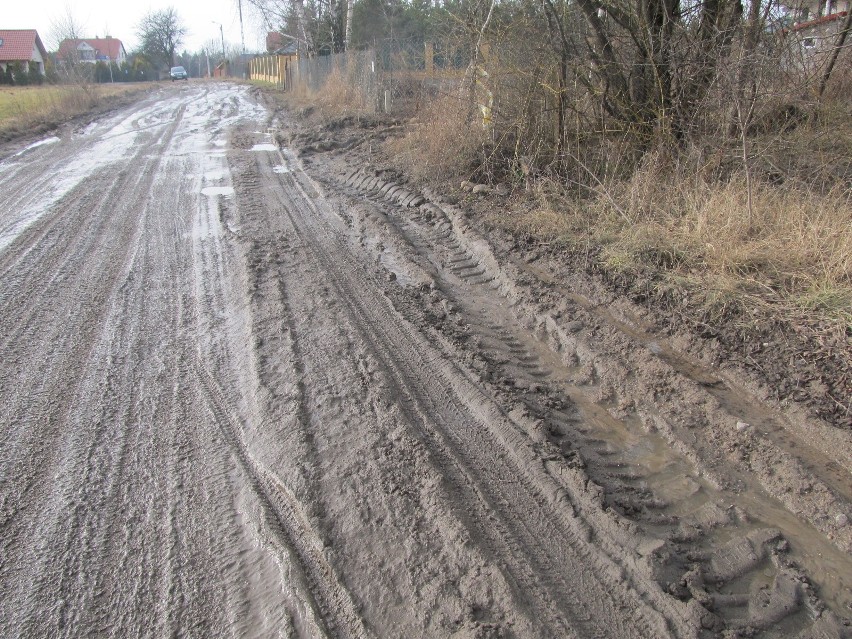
{"left": 626, "top": 179, "right": 846, "bottom": 310}
{"left": 0, "top": 83, "right": 150, "bottom": 141}
{"left": 384, "top": 92, "right": 486, "bottom": 183}
{"left": 271, "top": 57, "right": 852, "bottom": 329}
{"left": 503, "top": 162, "right": 851, "bottom": 322}
{"left": 309, "top": 66, "right": 375, "bottom": 118}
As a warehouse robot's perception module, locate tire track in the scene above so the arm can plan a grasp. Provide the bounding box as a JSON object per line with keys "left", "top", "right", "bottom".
{"left": 0, "top": 86, "right": 277, "bottom": 638}
{"left": 248, "top": 146, "right": 690, "bottom": 638}
{"left": 190, "top": 352, "right": 369, "bottom": 639}
{"left": 314, "top": 157, "right": 852, "bottom": 637}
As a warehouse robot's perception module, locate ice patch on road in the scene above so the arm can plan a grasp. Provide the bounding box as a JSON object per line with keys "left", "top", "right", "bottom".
{"left": 0, "top": 109, "right": 148, "bottom": 253}
{"left": 0, "top": 84, "right": 269, "bottom": 256}
{"left": 14, "top": 136, "right": 60, "bottom": 157}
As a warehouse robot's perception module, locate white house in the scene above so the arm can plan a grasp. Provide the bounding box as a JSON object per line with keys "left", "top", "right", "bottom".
{"left": 58, "top": 38, "right": 127, "bottom": 65}
{"left": 0, "top": 29, "right": 47, "bottom": 75}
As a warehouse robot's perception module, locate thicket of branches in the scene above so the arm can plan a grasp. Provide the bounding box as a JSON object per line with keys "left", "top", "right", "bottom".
{"left": 262, "top": 0, "right": 850, "bottom": 314}
{"left": 259, "top": 0, "right": 850, "bottom": 183}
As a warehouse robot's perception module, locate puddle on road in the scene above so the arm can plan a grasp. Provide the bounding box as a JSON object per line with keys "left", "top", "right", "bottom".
{"left": 204, "top": 168, "right": 229, "bottom": 181}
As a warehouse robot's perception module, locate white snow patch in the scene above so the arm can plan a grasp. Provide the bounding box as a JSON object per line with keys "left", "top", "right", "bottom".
{"left": 14, "top": 136, "right": 60, "bottom": 157}
{"left": 1, "top": 85, "right": 270, "bottom": 256}
{"left": 251, "top": 144, "right": 277, "bottom": 152}
{"left": 204, "top": 167, "right": 229, "bottom": 181}
{"left": 272, "top": 165, "right": 290, "bottom": 174}
{"left": 201, "top": 186, "right": 235, "bottom": 197}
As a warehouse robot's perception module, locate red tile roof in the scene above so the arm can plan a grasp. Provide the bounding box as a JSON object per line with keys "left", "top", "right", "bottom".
{"left": 58, "top": 38, "right": 126, "bottom": 61}
{"left": 0, "top": 30, "right": 47, "bottom": 62}
{"left": 791, "top": 10, "right": 848, "bottom": 31}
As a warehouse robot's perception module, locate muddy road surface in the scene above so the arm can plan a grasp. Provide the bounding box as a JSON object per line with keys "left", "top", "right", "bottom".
{"left": 0, "top": 83, "right": 849, "bottom": 638}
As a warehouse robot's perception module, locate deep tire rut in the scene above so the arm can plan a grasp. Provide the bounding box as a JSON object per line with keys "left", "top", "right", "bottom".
{"left": 306, "top": 159, "right": 852, "bottom": 638}
{"left": 2, "top": 85, "right": 848, "bottom": 639}
{"left": 239, "top": 146, "right": 693, "bottom": 638}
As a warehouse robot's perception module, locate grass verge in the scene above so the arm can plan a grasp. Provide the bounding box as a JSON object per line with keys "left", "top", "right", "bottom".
{"left": 0, "top": 83, "right": 151, "bottom": 143}
{"left": 265, "top": 85, "right": 852, "bottom": 428}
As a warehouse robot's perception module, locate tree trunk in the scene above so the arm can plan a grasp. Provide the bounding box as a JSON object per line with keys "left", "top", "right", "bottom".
{"left": 728, "top": 0, "right": 762, "bottom": 137}
{"left": 294, "top": 0, "right": 314, "bottom": 56}
{"left": 345, "top": 0, "right": 354, "bottom": 50}
{"left": 818, "top": 7, "right": 852, "bottom": 98}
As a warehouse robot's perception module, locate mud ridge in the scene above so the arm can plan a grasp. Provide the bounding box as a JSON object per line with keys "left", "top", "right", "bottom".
{"left": 305, "top": 157, "right": 852, "bottom": 637}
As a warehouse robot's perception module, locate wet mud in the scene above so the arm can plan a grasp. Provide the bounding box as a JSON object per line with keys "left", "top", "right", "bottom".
{"left": 0, "top": 83, "right": 849, "bottom": 638}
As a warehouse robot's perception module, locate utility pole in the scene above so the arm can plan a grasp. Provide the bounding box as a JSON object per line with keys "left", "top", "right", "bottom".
{"left": 212, "top": 22, "right": 225, "bottom": 59}
{"left": 237, "top": 0, "right": 245, "bottom": 55}
{"left": 212, "top": 21, "right": 226, "bottom": 76}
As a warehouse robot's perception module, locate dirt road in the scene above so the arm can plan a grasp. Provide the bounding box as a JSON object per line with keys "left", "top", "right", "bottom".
{"left": 0, "top": 83, "right": 849, "bottom": 638}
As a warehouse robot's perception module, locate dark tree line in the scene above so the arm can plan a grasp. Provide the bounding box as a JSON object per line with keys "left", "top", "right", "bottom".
{"left": 137, "top": 7, "right": 187, "bottom": 70}
{"left": 0, "top": 62, "right": 45, "bottom": 86}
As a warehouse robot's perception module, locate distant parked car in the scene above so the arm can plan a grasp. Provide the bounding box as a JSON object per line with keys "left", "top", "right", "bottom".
{"left": 170, "top": 66, "right": 188, "bottom": 81}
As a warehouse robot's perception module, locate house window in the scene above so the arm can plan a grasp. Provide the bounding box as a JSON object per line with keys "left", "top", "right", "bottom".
{"left": 0, "top": 38, "right": 4, "bottom": 47}
{"left": 803, "top": 37, "right": 816, "bottom": 47}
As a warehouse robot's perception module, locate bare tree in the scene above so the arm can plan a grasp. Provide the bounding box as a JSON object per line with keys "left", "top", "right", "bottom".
{"left": 345, "top": 0, "right": 354, "bottom": 50}
{"left": 48, "top": 5, "right": 86, "bottom": 53}
{"left": 245, "top": 0, "right": 314, "bottom": 55}
{"left": 48, "top": 6, "right": 91, "bottom": 84}
{"left": 137, "top": 7, "right": 188, "bottom": 70}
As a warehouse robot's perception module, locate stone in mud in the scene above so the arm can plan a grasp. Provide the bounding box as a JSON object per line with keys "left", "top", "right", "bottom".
{"left": 564, "top": 320, "right": 585, "bottom": 334}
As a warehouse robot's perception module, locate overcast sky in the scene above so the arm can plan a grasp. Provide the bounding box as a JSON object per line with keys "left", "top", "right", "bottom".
{"left": 4, "top": 0, "right": 269, "bottom": 54}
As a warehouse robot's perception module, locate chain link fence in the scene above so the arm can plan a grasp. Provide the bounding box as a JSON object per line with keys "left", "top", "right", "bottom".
{"left": 249, "top": 38, "right": 475, "bottom": 116}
